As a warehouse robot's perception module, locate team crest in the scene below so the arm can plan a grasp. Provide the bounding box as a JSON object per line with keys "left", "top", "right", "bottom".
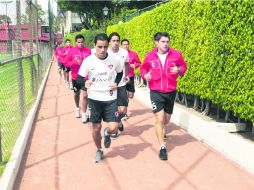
{"left": 115, "top": 111, "right": 119, "bottom": 117}
{"left": 108, "top": 64, "right": 113, "bottom": 69}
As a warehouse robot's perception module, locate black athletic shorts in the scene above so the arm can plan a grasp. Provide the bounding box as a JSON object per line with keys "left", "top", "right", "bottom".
{"left": 88, "top": 98, "right": 119, "bottom": 123}
{"left": 72, "top": 79, "right": 87, "bottom": 92}
{"left": 150, "top": 90, "right": 176, "bottom": 114}
{"left": 58, "top": 62, "right": 65, "bottom": 70}
{"left": 117, "top": 86, "right": 128, "bottom": 106}
{"left": 65, "top": 67, "right": 71, "bottom": 72}
{"left": 126, "top": 77, "right": 135, "bottom": 93}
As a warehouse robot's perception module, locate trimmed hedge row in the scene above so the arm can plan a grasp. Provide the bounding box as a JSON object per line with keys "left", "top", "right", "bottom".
{"left": 64, "top": 29, "right": 104, "bottom": 48}
{"left": 107, "top": 0, "right": 254, "bottom": 123}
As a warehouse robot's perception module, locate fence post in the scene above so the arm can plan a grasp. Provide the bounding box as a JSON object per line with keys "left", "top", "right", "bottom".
{"left": 16, "top": 0, "right": 26, "bottom": 122}
{"left": 28, "top": 1, "right": 35, "bottom": 96}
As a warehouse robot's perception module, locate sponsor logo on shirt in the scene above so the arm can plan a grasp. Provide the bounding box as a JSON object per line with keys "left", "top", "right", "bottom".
{"left": 108, "top": 64, "right": 113, "bottom": 69}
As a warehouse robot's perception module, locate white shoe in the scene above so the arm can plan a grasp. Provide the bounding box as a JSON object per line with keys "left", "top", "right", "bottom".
{"left": 69, "top": 82, "right": 73, "bottom": 90}
{"left": 75, "top": 108, "right": 80, "bottom": 118}
{"left": 82, "top": 113, "right": 88, "bottom": 123}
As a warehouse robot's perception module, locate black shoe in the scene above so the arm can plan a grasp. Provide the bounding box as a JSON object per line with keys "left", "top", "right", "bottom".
{"left": 110, "top": 129, "right": 120, "bottom": 140}
{"left": 104, "top": 128, "right": 111, "bottom": 148}
{"left": 159, "top": 147, "right": 168, "bottom": 160}
{"left": 118, "top": 121, "right": 124, "bottom": 132}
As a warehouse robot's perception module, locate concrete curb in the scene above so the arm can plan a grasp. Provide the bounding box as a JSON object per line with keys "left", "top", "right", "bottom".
{"left": 0, "top": 63, "right": 52, "bottom": 190}
{"left": 135, "top": 87, "right": 254, "bottom": 175}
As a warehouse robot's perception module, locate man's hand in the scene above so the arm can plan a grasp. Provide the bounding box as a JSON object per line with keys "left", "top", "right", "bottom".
{"left": 85, "top": 80, "right": 93, "bottom": 88}
{"left": 144, "top": 71, "right": 151, "bottom": 81}
{"left": 130, "top": 63, "right": 135, "bottom": 69}
{"left": 109, "top": 83, "right": 117, "bottom": 90}
{"left": 77, "top": 59, "right": 82, "bottom": 65}
{"left": 170, "top": 66, "right": 180, "bottom": 74}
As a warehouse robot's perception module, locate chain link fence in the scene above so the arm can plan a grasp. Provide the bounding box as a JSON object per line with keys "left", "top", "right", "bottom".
{"left": 0, "top": 0, "right": 53, "bottom": 174}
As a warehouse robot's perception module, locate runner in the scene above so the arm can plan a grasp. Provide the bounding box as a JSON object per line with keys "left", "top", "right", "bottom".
{"left": 54, "top": 42, "right": 65, "bottom": 80}
{"left": 64, "top": 34, "right": 91, "bottom": 123}
{"left": 62, "top": 39, "right": 72, "bottom": 88}
{"left": 77, "top": 33, "right": 123, "bottom": 162}
{"left": 140, "top": 32, "right": 187, "bottom": 160}
{"left": 108, "top": 32, "right": 129, "bottom": 135}
{"left": 121, "top": 38, "right": 141, "bottom": 119}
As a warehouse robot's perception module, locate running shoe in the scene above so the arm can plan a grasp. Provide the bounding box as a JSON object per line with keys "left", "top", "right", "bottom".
{"left": 159, "top": 147, "right": 168, "bottom": 160}
{"left": 75, "top": 108, "right": 80, "bottom": 118}
{"left": 94, "top": 149, "right": 104, "bottom": 163}
{"left": 110, "top": 130, "right": 120, "bottom": 140}
{"left": 69, "top": 82, "right": 74, "bottom": 90}
{"left": 118, "top": 121, "right": 124, "bottom": 132}
{"left": 82, "top": 113, "right": 89, "bottom": 123}
{"left": 104, "top": 128, "right": 111, "bottom": 148}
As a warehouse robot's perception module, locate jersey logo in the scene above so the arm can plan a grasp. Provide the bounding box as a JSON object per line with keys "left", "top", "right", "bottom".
{"left": 115, "top": 111, "right": 119, "bottom": 117}
{"left": 108, "top": 64, "right": 113, "bottom": 69}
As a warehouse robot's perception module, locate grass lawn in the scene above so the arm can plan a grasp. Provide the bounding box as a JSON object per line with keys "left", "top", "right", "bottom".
{"left": 0, "top": 56, "right": 39, "bottom": 175}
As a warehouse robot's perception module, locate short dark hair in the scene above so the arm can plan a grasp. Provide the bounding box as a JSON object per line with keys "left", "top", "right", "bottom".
{"left": 121, "top": 39, "right": 129, "bottom": 45}
{"left": 75, "top": 34, "right": 84, "bottom": 42}
{"left": 65, "top": 39, "right": 71, "bottom": 43}
{"left": 153, "top": 32, "right": 170, "bottom": 41}
{"left": 109, "top": 32, "right": 120, "bottom": 41}
{"left": 94, "top": 33, "right": 109, "bottom": 45}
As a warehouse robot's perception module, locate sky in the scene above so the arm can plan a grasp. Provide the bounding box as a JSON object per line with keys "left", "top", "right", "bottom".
{"left": 1, "top": 0, "right": 57, "bottom": 24}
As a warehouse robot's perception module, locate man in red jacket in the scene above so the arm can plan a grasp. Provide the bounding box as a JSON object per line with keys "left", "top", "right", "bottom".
{"left": 62, "top": 39, "right": 72, "bottom": 88}
{"left": 121, "top": 39, "right": 141, "bottom": 120}
{"left": 54, "top": 42, "right": 65, "bottom": 80}
{"left": 64, "top": 34, "right": 91, "bottom": 123}
{"left": 140, "top": 32, "right": 187, "bottom": 160}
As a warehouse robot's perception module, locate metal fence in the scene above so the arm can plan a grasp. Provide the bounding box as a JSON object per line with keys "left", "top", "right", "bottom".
{"left": 126, "top": 0, "right": 169, "bottom": 21}
{"left": 0, "top": 0, "right": 53, "bottom": 174}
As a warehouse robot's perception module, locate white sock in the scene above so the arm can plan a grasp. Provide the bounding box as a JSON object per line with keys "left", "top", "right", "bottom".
{"left": 160, "top": 145, "right": 166, "bottom": 149}
{"left": 104, "top": 128, "right": 108, "bottom": 136}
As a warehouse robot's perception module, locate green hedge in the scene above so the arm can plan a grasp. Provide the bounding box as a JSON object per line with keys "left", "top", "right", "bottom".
{"left": 64, "top": 28, "right": 104, "bottom": 48}
{"left": 107, "top": 0, "right": 254, "bottom": 123}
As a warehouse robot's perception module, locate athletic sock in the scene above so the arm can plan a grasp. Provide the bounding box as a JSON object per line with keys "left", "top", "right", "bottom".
{"left": 160, "top": 145, "right": 166, "bottom": 149}
{"left": 104, "top": 128, "right": 109, "bottom": 136}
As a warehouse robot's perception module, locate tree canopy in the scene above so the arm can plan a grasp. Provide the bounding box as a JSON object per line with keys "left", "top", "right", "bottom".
{"left": 57, "top": 0, "right": 162, "bottom": 30}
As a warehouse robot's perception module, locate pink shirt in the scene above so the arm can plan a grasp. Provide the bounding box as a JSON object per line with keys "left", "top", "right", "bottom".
{"left": 54, "top": 47, "right": 64, "bottom": 63}
{"left": 64, "top": 45, "right": 91, "bottom": 80}
{"left": 128, "top": 50, "right": 141, "bottom": 78}
{"left": 62, "top": 46, "right": 72, "bottom": 67}
{"left": 140, "top": 48, "right": 187, "bottom": 93}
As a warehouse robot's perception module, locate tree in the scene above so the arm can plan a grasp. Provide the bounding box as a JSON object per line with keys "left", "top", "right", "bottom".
{"left": 52, "top": 15, "right": 64, "bottom": 33}
{"left": 0, "top": 15, "right": 12, "bottom": 25}
{"left": 57, "top": 0, "right": 163, "bottom": 29}
{"left": 20, "top": 3, "right": 46, "bottom": 24}
{"left": 58, "top": 1, "right": 114, "bottom": 29}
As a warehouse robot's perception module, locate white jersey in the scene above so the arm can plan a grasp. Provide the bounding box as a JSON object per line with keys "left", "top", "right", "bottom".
{"left": 108, "top": 47, "right": 129, "bottom": 87}
{"left": 91, "top": 48, "right": 96, "bottom": 55}
{"left": 78, "top": 53, "right": 122, "bottom": 101}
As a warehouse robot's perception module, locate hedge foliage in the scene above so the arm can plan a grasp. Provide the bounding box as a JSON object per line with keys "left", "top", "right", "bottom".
{"left": 63, "top": 28, "right": 104, "bottom": 48}
{"left": 107, "top": 0, "right": 254, "bottom": 122}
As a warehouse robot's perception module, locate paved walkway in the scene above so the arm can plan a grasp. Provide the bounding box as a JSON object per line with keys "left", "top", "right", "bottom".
{"left": 14, "top": 63, "right": 254, "bottom": 190}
